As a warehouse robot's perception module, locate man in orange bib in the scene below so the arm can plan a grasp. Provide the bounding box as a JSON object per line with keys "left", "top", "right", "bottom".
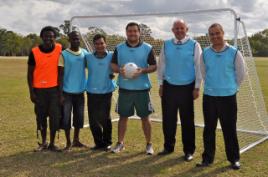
{"left": 27, "top": 26, "right": 63, "bottom": 152}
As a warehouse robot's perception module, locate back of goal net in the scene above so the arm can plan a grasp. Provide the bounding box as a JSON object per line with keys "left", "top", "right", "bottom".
{"left": 69, "top": 8, "right": 268, "bottom": 153}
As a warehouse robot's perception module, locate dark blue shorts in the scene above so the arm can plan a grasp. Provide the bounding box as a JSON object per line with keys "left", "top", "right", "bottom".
{"left": 61, "top": 92, "right": 85, "bottom": 130}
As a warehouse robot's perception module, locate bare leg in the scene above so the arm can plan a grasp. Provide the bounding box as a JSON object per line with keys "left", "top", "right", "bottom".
{"left": 118, "top": 117, "right": 128, "bottom": 143}
{"left": 41, "top": 128, "right": 47, "bottom": 145}
{"left": 65, "top": 129, "right": 71, "bottom": 147}
{"left": 141, "top": 117, "right": 152, "bottom": 144}
{"left": 73, "top": 128, "right": 80, "bottom": 142}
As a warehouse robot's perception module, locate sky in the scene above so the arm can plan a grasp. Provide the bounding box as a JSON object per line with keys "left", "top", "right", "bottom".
{"left": 0, "top": 0, "right": 267, "bottom": 38}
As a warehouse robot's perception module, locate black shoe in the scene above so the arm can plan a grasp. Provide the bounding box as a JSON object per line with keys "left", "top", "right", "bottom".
{"left": 231, "top": 161, "right": 241, "bottom": 170}
{"left": 157, "top": 149, "right": 173, "bottom": 155}
{"left": 184, "top": 154, "right": 193, "bottom": 162}
{"left": 105, "top": 145, "right": 112, "bottom": 152}
{"left": 196, "top": 161, "right": 211, "bottom": 167}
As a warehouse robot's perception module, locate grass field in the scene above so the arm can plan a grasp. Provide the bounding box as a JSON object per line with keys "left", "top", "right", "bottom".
{"left": 0, "top": 57, "right": 268, "bottom": 177}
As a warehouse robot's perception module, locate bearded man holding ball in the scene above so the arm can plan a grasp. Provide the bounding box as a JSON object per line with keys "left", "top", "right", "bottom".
{"left": 111, "top": 22, "right": 157, "bottom": 155}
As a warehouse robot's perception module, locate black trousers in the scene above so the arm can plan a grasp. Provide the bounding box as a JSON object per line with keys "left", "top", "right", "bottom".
{"left": 202, "top": 94, "right": 240, "bottom": 163}
{"left": 34, "top": 87, "right": 61, "bottom": 133}
{"left": 87, "top": 92, "right": 112, "bottom": 147}
{"left": 161, "top": 80, "right": 195, "bottom": 154}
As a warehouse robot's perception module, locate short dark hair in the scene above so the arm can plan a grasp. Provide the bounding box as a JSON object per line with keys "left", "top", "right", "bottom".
{"left": 208, "top": 23, "right": 224, "bottom": 32}
{"left": 93, "top": 34, "right": 106, "bottom": 43}
{"left": 125, "top": 22, "right": 140, "bottom": 32}
{"left": 40, "top": 26, "right": 57, "bottom": 38}
{"left": 68, "top": 31, "right": 80, "bottom": 38}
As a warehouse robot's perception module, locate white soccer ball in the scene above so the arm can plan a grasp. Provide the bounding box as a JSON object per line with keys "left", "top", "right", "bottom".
{"left": 123, "top": 62, "right": 138, "bottom": 79}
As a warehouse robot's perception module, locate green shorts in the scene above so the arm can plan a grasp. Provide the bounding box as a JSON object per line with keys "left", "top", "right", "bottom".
{"left": 116, "top": 89, "right": 154, "bottom": 118}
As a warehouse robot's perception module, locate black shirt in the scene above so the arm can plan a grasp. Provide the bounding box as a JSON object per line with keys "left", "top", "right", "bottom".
{"left": 111, "top": 41, "right": 156, "bottom": 65}
{"left": 27, "top": 44, "right": 56, "bottom": 66}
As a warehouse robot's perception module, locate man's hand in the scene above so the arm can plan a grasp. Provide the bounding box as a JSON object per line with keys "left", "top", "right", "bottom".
{"left": 132, "top": 67, "right": 143, "bottom": 79}
{"left": 159, "top": 85, "right": 163, "bottom": 97}
{"left": 193, "top": 88, "right": 200, "bottom": 100}
{"left": 119, "top": 66, "right": 126, "bottom": 78}
{"left": 30, "top": 92, "right": 37, "bottom": 103}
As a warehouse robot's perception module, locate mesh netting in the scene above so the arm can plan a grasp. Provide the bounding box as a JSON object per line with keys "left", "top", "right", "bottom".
{"left": 70, "top": 9, "right": 268, "bottom": 153}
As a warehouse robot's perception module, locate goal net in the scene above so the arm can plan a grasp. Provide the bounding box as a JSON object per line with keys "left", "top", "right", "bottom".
{"left": 69, "top": 8, "right": 268, "bottom": 153}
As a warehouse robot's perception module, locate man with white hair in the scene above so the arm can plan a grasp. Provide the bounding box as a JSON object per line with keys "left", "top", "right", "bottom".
{"left": 157, "top": 19, "right": 202, "bottom": 161}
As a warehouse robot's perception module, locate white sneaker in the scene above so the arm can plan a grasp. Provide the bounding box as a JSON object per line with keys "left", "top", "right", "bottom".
{"left": 146, "top": 143, "right": 154, "bottom": 155}
{"left": 112, "top": 142, "right": 125, "bottom": 153}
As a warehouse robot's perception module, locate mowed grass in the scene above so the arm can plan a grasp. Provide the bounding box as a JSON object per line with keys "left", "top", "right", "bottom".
{"left": 0, "top": 57, "right": 268, "bottom": 177}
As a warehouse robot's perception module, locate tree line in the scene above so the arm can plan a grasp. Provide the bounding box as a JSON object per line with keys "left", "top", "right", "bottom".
{"left": 0, "top": 25, "right": 267, "bottom": 57}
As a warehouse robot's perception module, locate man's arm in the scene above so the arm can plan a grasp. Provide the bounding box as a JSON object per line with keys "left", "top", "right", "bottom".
{"left": 157, "top": 45, "right": 165, "bottom": 86}
{"left": 193, "top": 42, "right": 203, "bottom": 100}
{"left": 200, "top": 54, "right": 206, "bottom": 80}
{"left": 235, "top": 51, "right": 246, "bottom": 87}
{"left": 27, "top": 52, "right": 36, "bottom": 103}
{"left": 111, "top": 48, "right": 126, "bottom": 77}
{"left": 111, "top": 48, "right": 120, "bottom": 73}
{"left": 194, "top": 42, "right": 202, "bottom": 89}
{"left": 58, "top": 55, "right": 64, "bottom": 104}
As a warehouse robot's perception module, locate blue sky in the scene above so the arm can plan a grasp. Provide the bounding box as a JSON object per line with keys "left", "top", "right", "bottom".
{"left": 0, "top": 0, "right": 267, "bottom": 36}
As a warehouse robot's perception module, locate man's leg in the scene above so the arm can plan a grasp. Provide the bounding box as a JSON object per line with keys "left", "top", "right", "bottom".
{"left": 62, "top": 93, "right": 73, "bottom": 148}
{"left": 40, "top": 128, "right": 47, "bottom": 145}
{"left": 218, "top": 95, "right": 240, "bottom": 165}
{"left": 34, "top": 89, "right": 49, "bottom": 150}
{"left": 101, "top": 93, "right": 113, "bottom": 147}
{"left": 135, "top": 91, "right": 154, "bottom": 155}
{"left": 64, "top": 129, "right": 71, "bottom": 148}
{"left": 178, "top": 83, "right": 195, "bottom": 156}
{"left": 118, "top": 117, "right": 128, "bottom": 143}
{"left": 47, "top": 88, "right": 61, "bottom": 151}
{"left": 87, "top": 93, "right": 104, "bottom": 147}
{"left": 72, "top": 93, "right": 85, "bottom": 147}
{"left": 112, "top": 90, "right": 134, "bottom": 153}
{"left": 161, "top": 82, "right": 179, "bottom": 153}
{"left": 115, "top": 90, "right": 133, "bottom": 143}
{"left": 141, "top": 117, "right": 151, "bottom": 144}
{"left": 201, "top": 95, "right": 218, "bottom": 164}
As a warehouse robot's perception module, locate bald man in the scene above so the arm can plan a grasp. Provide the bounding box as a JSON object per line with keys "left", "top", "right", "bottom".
{"left": 157, "top": 20, "right": 202, "bottom": 161}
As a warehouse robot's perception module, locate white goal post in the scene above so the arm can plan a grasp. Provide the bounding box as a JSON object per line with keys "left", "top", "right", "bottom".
{"left": 68, "top": 8, "right": 268, "bottom": 154}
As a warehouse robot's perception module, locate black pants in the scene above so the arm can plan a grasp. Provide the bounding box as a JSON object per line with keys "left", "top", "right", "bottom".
{"left": 87, "top": 92, "right": 112, "bottom": 147}
{"left": 202, "top": 94, "right": 240, "bottom": 163}
{"left": 161, "top": 81, "right": 195, "bottom": 154}
{"left": 34, "top": 87, "right": 61, "bottom": 133}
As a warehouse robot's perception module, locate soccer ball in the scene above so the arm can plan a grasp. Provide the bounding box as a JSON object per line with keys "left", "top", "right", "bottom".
{"left": 123, "top": 62, "right": 138, "bottom": 79}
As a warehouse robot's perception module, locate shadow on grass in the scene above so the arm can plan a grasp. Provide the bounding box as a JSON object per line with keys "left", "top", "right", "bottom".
{"left": 0, "top": 148, "right": 190, "bottom": 177}
{"left": 0, "top": 147, "right": 236, "bottom": 177}
{"left": 169, "top": 161, "right": 232, "bottom": 177}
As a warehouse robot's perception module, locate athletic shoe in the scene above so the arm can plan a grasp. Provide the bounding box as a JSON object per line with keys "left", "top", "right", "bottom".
{"left": 146, "top": 143, "right": 154, "bottom": 155}
{"left": 111, "top": 142, "right": 125, "bottom": 153}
